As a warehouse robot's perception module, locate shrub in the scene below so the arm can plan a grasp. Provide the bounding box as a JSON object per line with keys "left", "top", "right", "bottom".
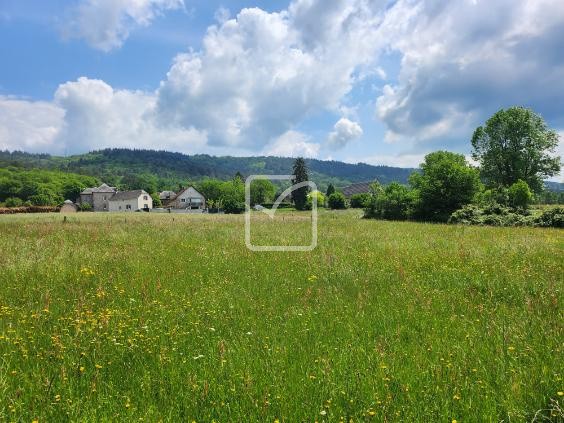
{"left": 222, "top": 197, "right": 245, "bottom": 214}
{"left": 364, "top": 182, "right": 415, "bottom": 220}
{"left": 508, "top": 180, "right": 533, "bottom": 209}
{"left": 327, "top": 192, "right": 347, "bottom": 209}
{"left": 350, "top": 193, "right": 370, "bottom": 208}
{"left": 4, "top": 197, "right": 23, "bottom": 208}
{"left": 79, "top": 203, "right": 92, "bottom": 212}
{"left": 532, "top": 207, "right": 564, "bottom": 228}
{"left": 449, "top": 203, "right": 530, "bottom": 226}
{"left": 306, "top": 191, "right": 325, "bottom": 210}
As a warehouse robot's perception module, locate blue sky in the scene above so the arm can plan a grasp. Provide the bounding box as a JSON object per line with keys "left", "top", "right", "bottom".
{"left": 0, "top": 0, "right": 563, "bottom": 173}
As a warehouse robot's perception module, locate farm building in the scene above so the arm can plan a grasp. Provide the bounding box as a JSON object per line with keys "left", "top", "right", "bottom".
{"left": 60, "top": 200, "right": 78, "bottom": 213}
{"left": 341, "top": 181, "right": 374, "bottom": 198}
{"left": 79, "top": 183, "right": 117, "bottom": 211}
{"left": 108, "top": 190, "right": 152, "bottom": 212}
{"left": 168, "top": 187, "right": 206, "bottom": 210}
{"left": 159, "top": 191, "right": 176, "bottom": 205}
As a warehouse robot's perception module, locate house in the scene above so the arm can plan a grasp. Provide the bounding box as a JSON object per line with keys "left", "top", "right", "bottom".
{"left": 79, "top": 183, "right": 117, "bottom": 211}
{"left": 60, "top": 200, "right": 78, "bottom": 213}
{"left": 108, "top": 190, "right": 152, "bottom": 212}
{"left": 159, "top": 191, "right": 176, "bottom": 205}
{"left": 341, "top": 181, "right": 374, "bottom": 198}
{"left": 169, "top": 186, "right": 206, "bottom": 210}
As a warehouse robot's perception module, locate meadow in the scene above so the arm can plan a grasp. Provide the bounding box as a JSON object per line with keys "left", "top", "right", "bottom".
{"left": 0, "top": 211, "right": 562, "bottom": 422}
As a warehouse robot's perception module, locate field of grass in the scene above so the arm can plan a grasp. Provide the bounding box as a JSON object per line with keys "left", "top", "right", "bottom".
{"left": 0, "top": 211, "right": 562, "bottom": 421}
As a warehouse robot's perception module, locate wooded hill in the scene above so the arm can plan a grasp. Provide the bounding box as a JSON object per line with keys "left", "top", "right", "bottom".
{"left": 0, "top": 148, "right": 415, "bottom": 193}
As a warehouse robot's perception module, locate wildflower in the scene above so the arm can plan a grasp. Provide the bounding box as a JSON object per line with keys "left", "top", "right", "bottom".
{"left": 367, "top": 410, "right": 376, "bottom": 416}
{"left": 274, "top": 420, "right": 280, "bottom": 423}
{"left": 55, "top": 394, "right": 61, "bottom": 402}
{"left": 452, "top": 420, "right": 458, "bottom": 423}
{"left": 95, "top": 364, "right": 103, "bottom": 369}
{"left": 453, "top": 394, "right": 461, "bottom": 400}
{"left": 320, "top": 410, "right": 327, "bottom": 416}
{"left": 508, "top": 346, "right": 515, "bottom": 351}
{"left": 79, "top": 366, "right": 85, "bottom": 373}
{"left": 558, "top": 391, "right": 564, "bottom": 396}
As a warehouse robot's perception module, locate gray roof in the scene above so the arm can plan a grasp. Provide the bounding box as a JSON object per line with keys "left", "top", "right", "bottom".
{"left": 159, "top": 190, "right": 176, "bottom": 199}
{"left": 81, "top": 183, "right": 116, "bottom": 194}
{"left": 109, "top": 190, "right": 148, "bottom": 201}
{"left": 63, "top": 200, "right": 74, "bottom": 204}
{"left": 341, "top": 182, "right": 374, "bottom": 197}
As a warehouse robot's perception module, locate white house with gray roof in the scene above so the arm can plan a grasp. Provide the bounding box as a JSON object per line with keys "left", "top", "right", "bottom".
{"left": 108, "top": 190, "right": 152, "bottom": 212}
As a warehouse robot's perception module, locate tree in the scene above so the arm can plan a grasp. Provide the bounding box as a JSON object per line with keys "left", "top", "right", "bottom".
{"left": 220, "top": 178, "right": 245, "bottom": 214}
{"left": 250, "top": 179, "right": 276, "bottom": 206}
{"left": 364, "top": 182, "right": 415, "bottom": 220}
{"left": 508, "top": 180, "right": 533, "bottom": 209}
{"left": 328, "top": 192, "right": 347, "bottom": 209}
{"left": 306, "top": 190, "right": 325, "bottom": 209}
{"left": 326, "top": 183, "right": 335, "bottom": 197}
{"left": 350, "top": 193, "right": 370, "bottom": 208}
{"left": 292, "top": 157, "right": 309, "bottom": 211}
{"left": 471, "top": 107, "right": 561, "bottom": 193}
{"left": 197, "top": 179, "right": 224, "bottom": 204}
{"left": 410, "top": 151, "right": 482, "bottom": 221}
{"left": 151, "top": 194, "right": 162, "bottom": 208}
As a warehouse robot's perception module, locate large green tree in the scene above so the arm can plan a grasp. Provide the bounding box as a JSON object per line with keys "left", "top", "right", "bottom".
{"left": 291, "top": 157, "right": 310, "bottom": 210}
{"left": 410, "top": 151, "right": 482, "bottom": 221}
{"left": 471, "top": 107, "right": 561, "bottom": 193}
{"left": 250, "top": 179, "right": 276, "bottom": 206}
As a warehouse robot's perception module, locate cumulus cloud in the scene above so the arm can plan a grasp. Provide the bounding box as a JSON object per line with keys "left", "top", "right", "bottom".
{"left": 263, "top": 130, "right": 320, "bottom": 158}
{"left": 155, "top": 1, "right": 383, "bottom": 148}
{"left": 0, "top": 78, "right": 207, "bottom": 155}
{"left": 327, "top": 118, "right": 363, "bottom": 148}
{"left": 375, "top": 0, "right": 564, "bottom": 149}
{"left": 0, "top": 97, "right": 65, "bottom": 153}
{"left": 64, "top": 0, "right": 184, "bottom": 51}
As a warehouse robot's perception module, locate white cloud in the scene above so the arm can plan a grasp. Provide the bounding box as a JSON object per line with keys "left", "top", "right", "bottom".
{"left": 155, "top": 1, "right": 384, "bottom": 149}
{"left": 375, "top": 0, "right": 564, "bottom": 149}
{"left": 64, "top": 0, "right": 184, "bottom": 51}
{"left": 0, "top": 97, "right": 65, "bottom": 153}
{"left": 327, "top": 118, "right": 363, "bottom": 148}
{"left": 263, "top": 130, "right": 320, "bottom": 158}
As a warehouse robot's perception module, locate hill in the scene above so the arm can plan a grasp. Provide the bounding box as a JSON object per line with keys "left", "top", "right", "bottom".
{"left": 0, "top": 148, "right": 416, "bottom": 192}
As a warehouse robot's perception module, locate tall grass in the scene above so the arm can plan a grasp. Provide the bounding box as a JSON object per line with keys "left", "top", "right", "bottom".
{"left": 0, "top": 211, "right": 562, "bottom": 421}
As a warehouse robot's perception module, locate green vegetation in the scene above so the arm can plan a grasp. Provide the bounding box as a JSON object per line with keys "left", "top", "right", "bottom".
{"left": 0, "top": 149, "right": 415, "bottom": 195}
{"left": 0, "top": 167, "right": 98, "bottom": 207}
{"left": 471, "top": 107, "right": 560, "bottom": 193}
{"left": 327, "top": 192, "right": 347, "bottom": 210}
{"left": 0, "top": 211, "right": 562, "bottom": 421}
{"left": 349, "top": 193, "right": 370, "bottom": 209}
{"left": 292, "top": 157, "right": 310, "bottom": 211}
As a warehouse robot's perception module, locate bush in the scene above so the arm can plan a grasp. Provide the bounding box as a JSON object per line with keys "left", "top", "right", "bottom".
{"left": 364, "top": 182, "right": 415, "bottom": 220}
{"left": 4, "top": 197, "right": 23, "bottom": 208}
{"left": 350, "top": 193, "right": 370, "bottom": 208}
{"left": 79, "top": 202, "right": 92, "bottom": 212}
{"left": 532, "top": 207, "right": 564, "bottom": 228}
{"left": 508, "top": 180, "right": 533, "bottom": 209}
{"left": 327, "top": 192, "right": 347, "bottom": 209}
{"left": 449, "top": 203, "right": 530, "bottom": 226}
{"left": 222, "top": 197, "right": 245, "bottom": 214}
{"left": 305, "top": 191, "right": 325, "bottom": 210}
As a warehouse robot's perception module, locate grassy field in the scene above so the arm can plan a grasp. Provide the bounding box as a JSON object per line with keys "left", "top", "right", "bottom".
{"left": 0, "top": 211, "right": 562, "bottom": 422}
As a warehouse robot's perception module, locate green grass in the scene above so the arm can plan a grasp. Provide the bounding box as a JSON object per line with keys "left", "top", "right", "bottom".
{"left": 0, "top": 211, "right": 562, "bottom": 421}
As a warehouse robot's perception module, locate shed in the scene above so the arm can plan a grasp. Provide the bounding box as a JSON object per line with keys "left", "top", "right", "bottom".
{"left": 60, "top": 200, "right": 78, "bottom": 213}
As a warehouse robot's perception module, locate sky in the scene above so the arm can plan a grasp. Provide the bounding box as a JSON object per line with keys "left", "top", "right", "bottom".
{"left": 0, "top": 0, "right": 563, "bottom": 175}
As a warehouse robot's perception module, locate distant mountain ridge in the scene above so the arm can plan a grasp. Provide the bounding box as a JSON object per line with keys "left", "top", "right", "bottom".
{"left": 0, "top": 149, "right": 416, "bottom": 190}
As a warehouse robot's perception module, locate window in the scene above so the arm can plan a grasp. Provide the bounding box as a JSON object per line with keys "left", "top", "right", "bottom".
{"left": 126, "top": 205, "right": 132, "bottom": 210}
{"left": 144, "top": 204, "right": 148, "bottom": 209}
{"left": 181, "top": 198, "right": 186, "bottom": 203}
{"left": 119, "top": 206, "right": 122, "bottom": 210}
{"left": 143, "top": 195, "right": 148, "bottom": 200}
{"left": 103, "top": 196, "right": 107, "bottom": 200}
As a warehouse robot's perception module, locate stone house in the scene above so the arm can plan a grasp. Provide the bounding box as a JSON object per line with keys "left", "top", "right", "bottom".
{"left": 79, "top": 183, "right": 117, "bottom": 211}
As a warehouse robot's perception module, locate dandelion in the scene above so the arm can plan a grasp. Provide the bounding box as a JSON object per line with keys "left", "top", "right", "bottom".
{"left": 95, "top": 364, "right": 103, "bottom": 369}
{"left": 558, "top": 391, "right": 564, "bottom": 396}
{"left": 453, "top": 394, "right": 461, "bottom": 400}
{"left": 508, "top": 346, "right": 515, "bottom": 351}
{"left": 79, "top": 366, "right": 85, "bottom": 373}
{"left": 54, "top": 394, "right": 61, "bottom": 402}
